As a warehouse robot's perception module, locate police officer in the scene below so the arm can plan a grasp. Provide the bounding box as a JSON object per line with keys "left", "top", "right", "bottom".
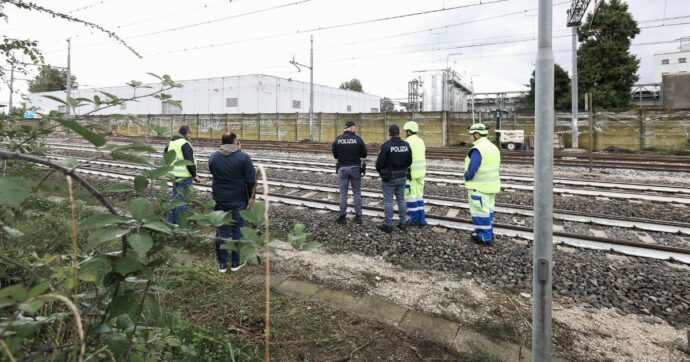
{"left": 332, "top": 120, "right": 367, "bottom": 224}
{"left": 403, "top": 121, "right": 427, "bottom": 226}
{"left": 164, "top": 125, "right": 200, "bottom": 225}
{"left": 464, "top": 123, "right": 501, "bottom": 245}
{"left": 375, "top": 124, "right": 412, "bottom": 233}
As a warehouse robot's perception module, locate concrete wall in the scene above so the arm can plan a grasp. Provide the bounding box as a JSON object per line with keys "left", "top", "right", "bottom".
{"left": 662, "top": 73, "right": 690, "bottom": 110}
{"left": 84, "top": 109, "right": 690, "bottom": 152}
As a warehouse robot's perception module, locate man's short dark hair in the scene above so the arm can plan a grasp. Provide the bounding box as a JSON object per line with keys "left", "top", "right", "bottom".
{"left": 388, "top": 124, "right": 400, "bottom": 137}
{"left": 179, "top": 125, "right": 192, "bottom": 136}
{"left": 344, "top": 121, "right": 356, "bottom": 129}
{"left": 222, "top": 132, "right": 237, "bottom": 145}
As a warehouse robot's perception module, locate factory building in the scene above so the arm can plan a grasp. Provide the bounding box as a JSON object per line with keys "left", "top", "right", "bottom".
{"left": 26, "top": 74, "right": 382, "bottom": 115}
{"left": 407, "top": 69, "right": 471, "bottom": 112}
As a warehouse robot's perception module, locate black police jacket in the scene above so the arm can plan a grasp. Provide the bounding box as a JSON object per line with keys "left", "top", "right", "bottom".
{"left": 375, "top": 137, "right": 412, "bottom": 174}
{"left": 332, "top": 131, "right": 367, "bottom": 166}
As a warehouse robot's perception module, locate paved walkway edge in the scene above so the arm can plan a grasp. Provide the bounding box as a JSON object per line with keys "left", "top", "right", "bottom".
{"left": 242, "top": 272, "right": 532, "bottom": 361}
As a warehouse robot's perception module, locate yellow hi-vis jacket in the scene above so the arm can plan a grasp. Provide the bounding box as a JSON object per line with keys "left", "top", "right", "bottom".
{"left": 464, "top": 137, "right": 501, "bottom": 194}
{"left": 406, "top": 134, "right": 426, "bottom": 179}
{"left": 167, "top": 138, "right": 196, "bottom": 178}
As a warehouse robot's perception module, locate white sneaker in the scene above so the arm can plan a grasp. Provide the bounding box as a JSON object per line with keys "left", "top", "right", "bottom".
{"left": 219, "top": 263, "right": 228, "bottom": 273}
{"left": 230, "top": 262, "right": 246, "bottom": 272}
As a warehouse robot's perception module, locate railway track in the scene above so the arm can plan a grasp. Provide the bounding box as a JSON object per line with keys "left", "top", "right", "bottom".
{"left": 101, "top": 136, "right": 690, "bottom": 173}
{"left": 46, "top": 143, "right": 690, "bottom": 204}
{"left": 43, "top": 154, "right": 690, "bottom": 264}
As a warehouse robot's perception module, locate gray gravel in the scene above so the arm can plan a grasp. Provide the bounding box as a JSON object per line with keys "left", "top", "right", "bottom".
{"left": 269, "top": 204, "right": 690, "bottom": 327}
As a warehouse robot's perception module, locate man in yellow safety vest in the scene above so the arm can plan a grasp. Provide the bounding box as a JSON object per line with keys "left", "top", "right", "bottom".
{"left": 464, "top": 123, "right": 501, "bottom": 245}
{"left": 403, "top": 121, "right": 427, "bottom": 226}
{"left": 164, "top": 125, "right": 200, "bottom": 225}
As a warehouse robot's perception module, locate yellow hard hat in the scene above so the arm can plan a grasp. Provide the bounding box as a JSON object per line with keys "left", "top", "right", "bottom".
{"left": 403, "top": 121, "right": 419, "bottom": 133}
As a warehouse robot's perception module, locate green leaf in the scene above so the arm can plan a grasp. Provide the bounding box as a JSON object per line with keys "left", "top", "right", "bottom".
{"left": 81, "top": 214, "right": 126, "bottom": 230}
{"left": 56, "top": 119, "right": 106, "bottom": 147}
{"left": 163, "top": 150, "right": 176, "bottom": 165}
{"left": 18, "top": 300, "right": 45, "bottom": 314}
{"left": 300, "top": 241, "right": 322, "bottom": 251}
{"left": 144, "top": 166, "right": 171, "bottom": 179}
{"left": 99, "top": 90, "right": 120, "bottom": 101}
{"left": 0, "top": 177, "right": 32, "bottom": 209}
{"left": 166, "top": 336, "right": 182, "bottom": 347}
{"left": 93, "top": 95, "right": 102, "bottom": 104}
{"left": 0, "top": 297, "right": 15, "bottom": 309}
{"left": 105, "top": 183, "right": 133, "bottom": 193}
{"left": 165, "top": 99, "right": 182, "bottom": 109}
{"left": 107, "top": 334, "right": 130, "bottom": 358}
{"left": 147, "top": 72, "right": 163, "bottom": 80}
{"left": 130, "top": 198, "right": 150, "bottom": 221}
{"left": 0, "top": 285, "right": 27, "bottom": 301}
{"left": 240, "top": 226, "right": 258, "bottom": 242}
{"left": 111, "top": 150, "right": 153, "bottom": 165}
{"left": 130, "top": 232, "right": 153, "bottom": 257}
{"left": 114, "top": 256, "right": 144, "bottom": 276}
{"left": 143, "top": 221, "right": 171, "bottom": 235}
{"left": 27, "top": 283, "right": 50, "bottom": 298}
{"left": 172, "top": 159, "right": 193, "bottom": 167}
{"left": 55, "top": 158, "right": 79, "bottom": 168}
{"left": 134, "top": 176, "right": 149, "bottom": 193}
{"left": 151, "top": 124, "right": 171, "bottom": 137}
{"left": 2, "top": 225, "right": 24, "bottom": 238}
{"left": 42, "top": 95, "right": 69, "bottom": 106}
{"left": 87, "top": 227, "right": 129, "bottom": 249}
{"left": 77, "top": 272, "right": 97, "bottom": 283}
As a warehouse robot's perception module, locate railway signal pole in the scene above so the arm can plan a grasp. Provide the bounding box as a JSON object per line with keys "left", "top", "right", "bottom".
{"left": 533, "top": 0, "right": 554, "bottom": 360}
{"left": 289, "top": 35, "right": 314, "bottom": 141}
{"left": 567, "top": 0, "right": 593, "bottom": 149}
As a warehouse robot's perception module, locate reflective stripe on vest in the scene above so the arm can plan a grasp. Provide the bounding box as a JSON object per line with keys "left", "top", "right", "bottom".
{"left": 167, "top": 138, "right": 195, "bottom": 178}
{"left": 406, "top": 134, "right": 426, "bottom": 179}
{"left": 464, "top": 137, "right": 501, "bottom": 194}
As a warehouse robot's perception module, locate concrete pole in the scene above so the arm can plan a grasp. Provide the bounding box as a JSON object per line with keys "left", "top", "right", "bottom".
{"left": 571, "top": 26, "right": 579, "bottom": 148}
{"left": 66, "top": 38, "right": 72, "bottom": 117}
{"left": 8, "top": 63, "right": 14, "bottom": 114}
{"left": 309, "top": 35, "right": 314, "bottom": 141}
{"left": 532, "top": 0, "right": 554, "bottom": 360}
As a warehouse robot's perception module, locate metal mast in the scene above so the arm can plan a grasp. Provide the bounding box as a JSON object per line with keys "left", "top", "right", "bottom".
{"left": 566, "top": 0, "right": 592, "bottom": 148}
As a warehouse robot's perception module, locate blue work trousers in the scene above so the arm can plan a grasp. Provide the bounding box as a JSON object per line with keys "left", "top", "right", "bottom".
{"left": 214, "top": 201, "right": 246, "bottom": 268}
{"left": 166, "top": 177, "right": 193, "bottom": 225}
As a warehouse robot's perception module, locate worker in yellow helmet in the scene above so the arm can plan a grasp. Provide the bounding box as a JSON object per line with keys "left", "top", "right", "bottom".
{"left": 464, "top": 123, "right": 501, "bottom": 245}
{"left": 403, "top": 121, "right": 427, "bottom": 226}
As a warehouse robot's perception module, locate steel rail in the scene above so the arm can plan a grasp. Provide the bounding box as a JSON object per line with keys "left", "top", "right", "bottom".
{"left": 53, "top": 162, "right": 690, "bottom": 264}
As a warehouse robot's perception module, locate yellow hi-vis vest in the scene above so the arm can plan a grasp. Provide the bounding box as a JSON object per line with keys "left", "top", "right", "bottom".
{"left": 406, "top": 134, "right": 426, "bottom": 179}
{"left": 167, "top": 138, "right": 196, "bottom": 178}
{"left": 464, "top": 137, "right": 501, "bottom": 194}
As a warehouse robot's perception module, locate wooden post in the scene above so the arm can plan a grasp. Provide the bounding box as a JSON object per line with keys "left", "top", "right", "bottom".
{"left": 275, "top": 113, "right": 280, "bottom": 141}
{"left": 258, "top": 113, "right": 262, "bottom": 141}
{"left": 318, "top": 112, "right": 323, "bottom": 142}
{"left": 295, "top": 112, "right": 299, "bottom": 141}
{"left": 442, "top": 111, "right": 447, "bottom": 147}
{"left": 638, "top": 109, "right": 645, "bottom": 151}
{"left": 195, "top": 114, "right": 200, "bottom": 140}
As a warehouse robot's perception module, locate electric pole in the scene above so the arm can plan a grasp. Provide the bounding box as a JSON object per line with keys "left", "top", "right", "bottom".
{"left": 567, "top": 0, "right": 593, "bottom": 149}
{"left": 290, "top": 35, "right": 314, "bottom": 141}
{"left": 66, "top": 38, "right": 72, "bottom": 117}
{"left": 8, "top": 63, "right": 15, "bottom": 114}
{"left": 533, "top": 0, "right": 555, "bottom": 360}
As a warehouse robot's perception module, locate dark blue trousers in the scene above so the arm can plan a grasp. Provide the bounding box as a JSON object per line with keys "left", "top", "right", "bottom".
{"left": 214, "top": 201, "right": 246, "bottom": 268}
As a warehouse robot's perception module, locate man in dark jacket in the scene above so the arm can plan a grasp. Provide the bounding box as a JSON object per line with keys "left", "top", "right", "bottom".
{"left": 375, "top": 124, "right": 412, "bottom": 233}
{"left": 164, "top": 125, "right": 200, "bottom": 225}
{"left": 208, "top": 132, "right": 256, "bottom": 273}
{"left": 332, "top": 120, "right": 367, "bottom": 225}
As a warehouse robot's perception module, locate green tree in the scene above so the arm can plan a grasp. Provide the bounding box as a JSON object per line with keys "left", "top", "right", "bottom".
{"left": 28, "top": 65, "right": 77, "bottom": 93}
{"left": 577, "top": 0, "right": 640, "bottom": 109}
{"left": 380, "top": 97, "right": 395, "bottom": 112}
{"left": 520, "top": 63, "right": 572, "bottom": 111}
{"left": 339, "top": 78, "right": 363, "bottom": 92}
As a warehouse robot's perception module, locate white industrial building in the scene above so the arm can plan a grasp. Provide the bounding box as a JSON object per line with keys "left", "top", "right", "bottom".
{"left": 653, "top": 37, "right": 690, "bottom": 83}
{"left": 27, "top": 74, "right": 382, "bottom": 115}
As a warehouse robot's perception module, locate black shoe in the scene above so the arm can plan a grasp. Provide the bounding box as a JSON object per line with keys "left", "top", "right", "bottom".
{"left": 470, "top": 233, "right": 493, "bottom": 245}
{"left": 397, "top": 223, "right": 406, "bottom": 231}
{"left": 418, "top": 223, "right": 427, "bottom": 228}
{"left": 377, "top": 224, "right": 393, "bottom": 233}
{"left": 354, "top": 215, "right": 363, "bottom": 225}
{"left": 335, "top": 214, "right": 347, "bottom": 224}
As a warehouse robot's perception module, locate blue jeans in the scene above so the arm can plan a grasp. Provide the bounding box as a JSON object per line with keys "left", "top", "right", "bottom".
{"left": 215, "top": 201, "right": 246, "bottom": 268}
{"left": 382, "top": 176, "right": 407, "bottom": 227}
{"left": 338, "top": 165, "right": 362, "bottom": 216}
{"left": 166, "top": 177, "right": 193, "bottom": 225}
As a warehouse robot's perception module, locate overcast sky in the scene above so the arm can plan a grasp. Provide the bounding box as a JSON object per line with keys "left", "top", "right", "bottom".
{"left": 2, "top": 0, "right": 689, "bottom": 103}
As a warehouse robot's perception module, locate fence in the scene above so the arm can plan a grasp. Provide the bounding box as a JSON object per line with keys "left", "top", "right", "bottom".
{"left": 82, "top": 110, "right": 690, "bottom": 151}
